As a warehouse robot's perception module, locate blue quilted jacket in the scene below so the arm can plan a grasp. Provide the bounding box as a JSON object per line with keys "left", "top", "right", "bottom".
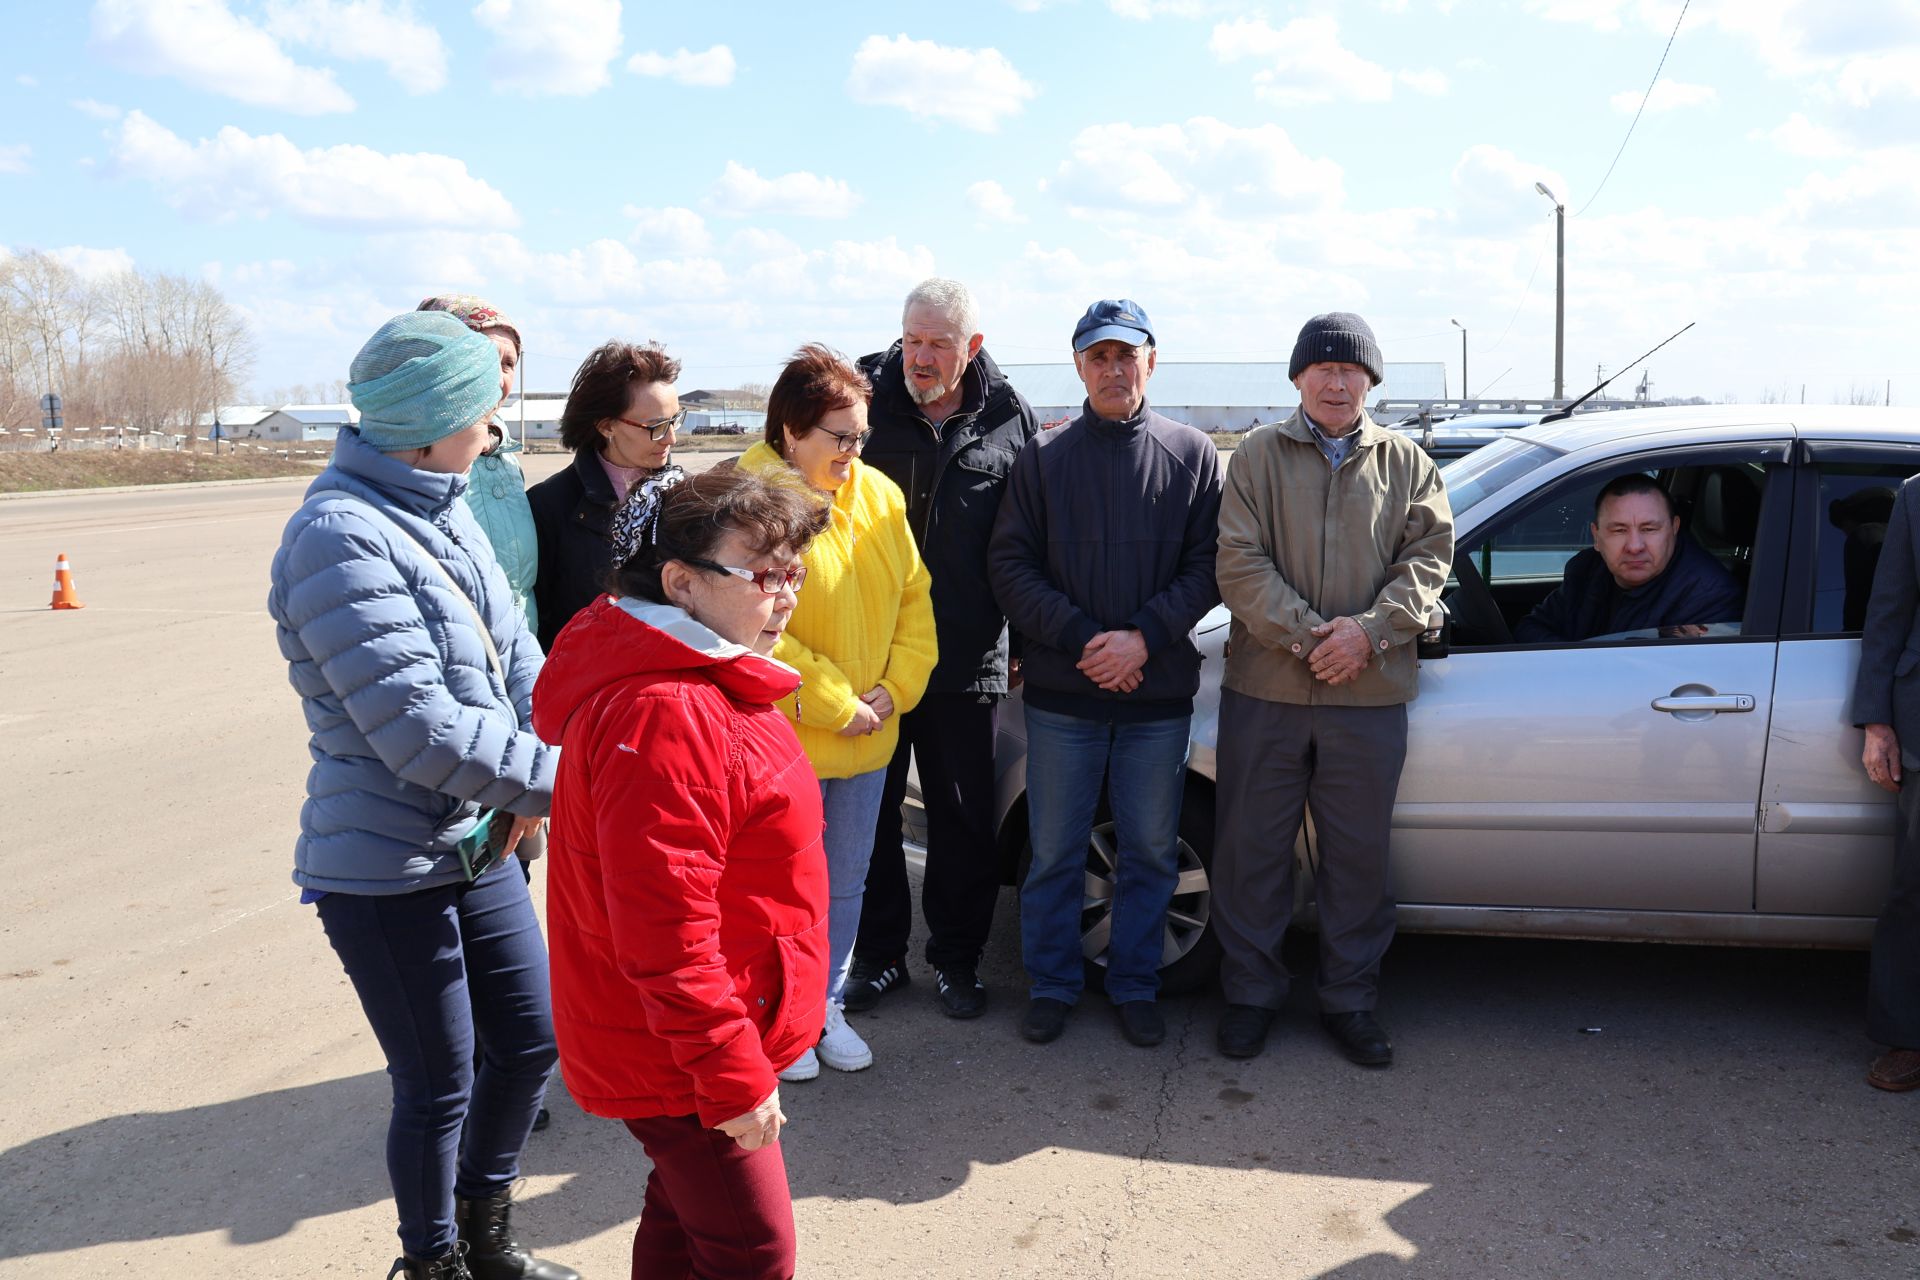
{"left": 268, "top": 427, "right": 557, "bottom": 896}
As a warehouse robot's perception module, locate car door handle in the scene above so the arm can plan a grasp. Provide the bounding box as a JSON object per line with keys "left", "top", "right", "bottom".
{"left": 1651, "top": 693, "right": 1756, "bottom": 714}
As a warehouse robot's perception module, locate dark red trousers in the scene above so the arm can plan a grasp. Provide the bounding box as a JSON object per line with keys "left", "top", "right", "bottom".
{"left": 621, "top": 1115, "right": 795, "bottom": 1280}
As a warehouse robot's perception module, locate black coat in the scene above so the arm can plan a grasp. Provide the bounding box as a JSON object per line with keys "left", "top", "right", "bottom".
{"left": 1854, "top": 476, "right": 1920, "bottom": 752}
{"left": 526, "top": 448, "right": 618, "bottom": 653}
{"left": 1514, "top": 534, "right": 1744, "bottom": 643}
{"left": 988, "top": 404, "right": 1223, "bottom": 721}
{"left": 858, "top": 344, "right": 1037, "bottom": 694}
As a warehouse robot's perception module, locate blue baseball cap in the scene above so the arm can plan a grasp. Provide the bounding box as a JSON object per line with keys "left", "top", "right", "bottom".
{"left": 1072, "top": 298, "right": 1155, "bottom": 352}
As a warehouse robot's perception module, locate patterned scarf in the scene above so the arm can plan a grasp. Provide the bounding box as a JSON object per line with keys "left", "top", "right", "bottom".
{"left": 608, "top": 464, "right": 688, "bottom": 567}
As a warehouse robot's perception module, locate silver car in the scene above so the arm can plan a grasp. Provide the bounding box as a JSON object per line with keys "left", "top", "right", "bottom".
{"left": 936, "top": 406, "right": 1910, "bottom": 993}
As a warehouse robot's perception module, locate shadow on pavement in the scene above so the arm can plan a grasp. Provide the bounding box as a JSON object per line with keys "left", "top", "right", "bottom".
{"left": 5, "top": 928, "right": 1914, "bottom": 1277}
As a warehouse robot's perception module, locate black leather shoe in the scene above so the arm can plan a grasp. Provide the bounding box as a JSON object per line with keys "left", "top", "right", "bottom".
{"left": 1216, "top": 1004, "right": 1275, "bottom": 1059}
{"left": 389, "top": 1248, "right": 471, "bottom": 1280}
{"left": 1022, "top": 996, "right": 1072, "bottom": 1043}
{"left": 1115, "top": 1001, "right": 1165, "bottom": 1047}
{"left": 1321, "top": 1010, "right": 1393, "bottom": 1067}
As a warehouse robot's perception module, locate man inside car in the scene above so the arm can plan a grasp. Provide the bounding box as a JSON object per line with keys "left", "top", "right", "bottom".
{"left": 1514, "top": 474, "right": 1744, "bottom": 643}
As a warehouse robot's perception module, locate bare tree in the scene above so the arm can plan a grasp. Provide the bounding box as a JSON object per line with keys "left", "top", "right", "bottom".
{"left": 0, "top": 250, "right": 254, "bottom": 447}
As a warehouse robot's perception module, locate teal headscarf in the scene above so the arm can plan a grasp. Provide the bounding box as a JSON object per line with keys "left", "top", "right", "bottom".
{"left": 349, "top": 311, "right": 504, "bottom": 451}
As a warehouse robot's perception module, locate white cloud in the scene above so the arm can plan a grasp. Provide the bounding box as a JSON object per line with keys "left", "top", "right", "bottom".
{"left": 824, "top": 237, "right": 938, "bottom": 299}
{"left": 16, "top": 74, "right": 39, "bottom": 88}
{"left": 0, "top": 144, "right": 31, "bottom": 175}
{"left": 1752, "top": 112, "right": 1853, "bottom": 158}
{"left": 49, "top": 245, "right": 138, "bottom": 280}
{"left": 846, "top": 34, "right": 1036, "bottom": 132}
{"left": 967, "top": 179, "right": 1026, "bottom": 224}
{"left": 1054, "top": 117, "right": 1345, "bottom": 215}
{"left": 473, "top": 0, "right": 622, "bottom": 96}
{"left": 108, "top": 110, "right": 519, "bottom": 230}
{"left": 1834, "top": 48, "right": 1920, "bottom": 109}
{"left": 71, "top": 98, "right": 123, "bottom": 120}
{"left": 707, "top": 161, "right": 861, "bottom": 219}
{"left": 624, "top": 206, "right": 713, "bottom": 254}
{"left": 627, "top": 45, "right": 735, "bottom": 87}
{"left": 1450, "top": 144, "right": 1570, "bottom": 234}
{"left": 1209, "top": 16, "right": 1441, "bottom": 105}
{"left": 90, "top": 0, "right": 355, "bottom": 114}
{"left": 263, "top": 0, "right": 450, "bottom": 93}
{"left": 1611, "top": 79, "right": 1719, "bottom": 114}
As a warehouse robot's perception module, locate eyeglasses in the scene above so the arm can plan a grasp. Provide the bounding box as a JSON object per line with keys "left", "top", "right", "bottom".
{"left": 819, "top": 426, "right": 872, "bottom": 455}
{"left": 685, "top": 557, "right": 808, "bottom": 595}
{"left": 612, "top": 408, "right": 688, "bottom": 442}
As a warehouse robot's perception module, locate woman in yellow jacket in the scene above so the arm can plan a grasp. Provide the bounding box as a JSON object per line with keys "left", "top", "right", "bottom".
{"left": 739, "top": 343, "right": 937, "bottom": 1080}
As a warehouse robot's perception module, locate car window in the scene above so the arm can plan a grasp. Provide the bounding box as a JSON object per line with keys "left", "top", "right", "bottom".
{"left": 1446, "top": 458, "right": 1776, "bottom": 649}
{"left": 1808, "top": 463, "right": 1913, "bottom": 635}
{"left": 1439, "top": 437, "right": 1560, "bottom": 514}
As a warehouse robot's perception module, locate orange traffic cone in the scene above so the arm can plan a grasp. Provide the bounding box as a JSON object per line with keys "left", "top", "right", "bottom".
{"left": 49, "top": 554, "right": 85, "bottom": 610}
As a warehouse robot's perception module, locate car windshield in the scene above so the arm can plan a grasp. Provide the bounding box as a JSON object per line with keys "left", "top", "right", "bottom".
{"left": 1440, "top": 436, "right": 1561, "bottom": 514}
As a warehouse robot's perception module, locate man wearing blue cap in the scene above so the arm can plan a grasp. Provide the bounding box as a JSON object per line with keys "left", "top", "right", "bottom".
{"left": 1211, "top": 311, "right": 1453, "bottom": 1068}
{"left": 988, "top": 299, "right": 1222, "bottom": 1048}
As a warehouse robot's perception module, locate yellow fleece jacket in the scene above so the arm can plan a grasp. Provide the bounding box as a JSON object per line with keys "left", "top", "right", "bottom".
{"left": 739, "top": 441, "right": 937, "bottom": 779}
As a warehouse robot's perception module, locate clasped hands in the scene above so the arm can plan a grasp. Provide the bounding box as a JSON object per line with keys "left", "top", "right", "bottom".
{"left": 837, "top": 684, "right": 895, "bottom": 737}
{"left": 1306, "top": 616, "right": 1372, "bottom": 686}
{"left": 1079, "top": 629, "right": 1148, "bottom": 692}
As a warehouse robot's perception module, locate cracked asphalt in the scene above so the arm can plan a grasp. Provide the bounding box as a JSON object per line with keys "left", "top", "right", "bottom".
{"left": 4, "top": 468, "right": 1917, "bottom": 1278}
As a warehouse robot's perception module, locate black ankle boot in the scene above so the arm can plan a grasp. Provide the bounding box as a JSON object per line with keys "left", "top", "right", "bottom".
{"left": 455, "top": 1189, "right": 581, "bottom": 1280}
{"left": 387, "top": 1246, "right": 472, "bottom": 1280}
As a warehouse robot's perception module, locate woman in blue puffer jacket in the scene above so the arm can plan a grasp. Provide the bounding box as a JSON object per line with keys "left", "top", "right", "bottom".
{"left": 267, "top": 311, "right": 577, "bottom": 1280}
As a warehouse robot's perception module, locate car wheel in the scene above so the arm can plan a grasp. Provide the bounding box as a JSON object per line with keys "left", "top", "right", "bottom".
{"left": 1076, "top": 778, "right": 1219, "bottom": 996}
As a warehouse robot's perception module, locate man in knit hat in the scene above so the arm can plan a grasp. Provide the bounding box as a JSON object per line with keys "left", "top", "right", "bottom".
{"left": 1210, "top": 311, "right": 1454, "bottom": 1068}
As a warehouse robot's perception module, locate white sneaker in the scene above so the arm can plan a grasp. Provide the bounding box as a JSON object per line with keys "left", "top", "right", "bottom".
{"left": 816, "top": 1001, "right": 874, "bottom": 1072}
{"left": 777, "top": 1046, "right": 819, "bottom": 1082}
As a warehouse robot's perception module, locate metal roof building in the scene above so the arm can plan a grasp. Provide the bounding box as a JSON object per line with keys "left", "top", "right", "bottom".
{"left": 1001, "top": 362, "right": 1450, "bottom": 430}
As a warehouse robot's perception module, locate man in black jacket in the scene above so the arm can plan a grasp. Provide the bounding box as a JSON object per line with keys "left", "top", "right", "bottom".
{"left": 1515, "top": 474, "right": 1743, "bottom": 643}
{"left": 988, "top": 299, "right": 1222, "bottom": 1049}
{"left": 1852, "top": 473, "right": 1920, "bottom": 1092}
{"left": 844, "top": 278, "right": 1038, "bottom": 1020}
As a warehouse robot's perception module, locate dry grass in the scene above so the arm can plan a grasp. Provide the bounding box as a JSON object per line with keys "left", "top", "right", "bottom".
{"left": 0, "top": 449, "right": 323, "bottom": 494}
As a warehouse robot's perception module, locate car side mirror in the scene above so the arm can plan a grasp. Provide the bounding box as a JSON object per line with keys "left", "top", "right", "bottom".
{"left": 1417, "top": 606, "right": 1450, "bottom": 660}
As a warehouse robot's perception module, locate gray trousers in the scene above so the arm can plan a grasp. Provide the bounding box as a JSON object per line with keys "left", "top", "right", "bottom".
{"left": 1870, "top": 774, "right": 1920, "bottom": 1048}
{"left": 1212, "top": 689, "right": 1409, "bottom": 1013}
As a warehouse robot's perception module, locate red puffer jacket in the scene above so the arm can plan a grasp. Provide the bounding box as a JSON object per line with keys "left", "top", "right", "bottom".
{"left": 532, "top": 594, "right": 828, "bottom": 1126}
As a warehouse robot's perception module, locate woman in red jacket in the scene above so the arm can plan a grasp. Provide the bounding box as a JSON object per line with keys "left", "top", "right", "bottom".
{"left": 532, "top": 466, "right": 831, "bottom": 1280}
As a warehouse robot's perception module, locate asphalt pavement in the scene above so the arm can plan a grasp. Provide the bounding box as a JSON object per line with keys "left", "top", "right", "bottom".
{"left": 1, "top": 465, "right": 1914, "bottom": 1278}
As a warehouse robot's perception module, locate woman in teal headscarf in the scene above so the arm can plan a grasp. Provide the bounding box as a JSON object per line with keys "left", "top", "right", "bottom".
{"left": 419, "top": 293, "right": 540, "bottom": 638}
{"left": 268, "top": 311, "right": 578, "bottom": 1280}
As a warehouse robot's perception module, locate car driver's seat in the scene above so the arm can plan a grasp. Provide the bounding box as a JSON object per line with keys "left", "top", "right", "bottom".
{"left": 1688, "top": 467, "right": 1763, "bottom": 584}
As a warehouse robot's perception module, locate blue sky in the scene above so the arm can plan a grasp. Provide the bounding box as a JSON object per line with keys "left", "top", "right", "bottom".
{"left": 3, "top": 0, "right": 1917, "bottom": 405}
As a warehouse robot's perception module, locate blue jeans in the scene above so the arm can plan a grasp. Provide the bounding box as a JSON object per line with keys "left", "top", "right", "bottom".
{"left": 821, "top": 768, "right": 889, "bottom": 1005}
{"left": 1021, "top": 705, "right": 1191, "bottom": 1005}
{"left": 315, "top": 859, "right": 557, "bottom": 1259}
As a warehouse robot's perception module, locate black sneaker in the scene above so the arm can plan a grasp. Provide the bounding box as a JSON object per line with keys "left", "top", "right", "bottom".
{"left": 842, "top": 956, "right": 910, "bottom": 1013}
{"left": 934, "top": 965, "right": 988, "bottom": 1019}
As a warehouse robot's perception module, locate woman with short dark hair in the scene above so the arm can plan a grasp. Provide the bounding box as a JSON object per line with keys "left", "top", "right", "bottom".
{"left": 526, "top": 340, "right": 686, "bottom": 650}
{"left": 534, "top": 466, "right": 832, "bottom": 1279}
{"left": 739, "top": 344, "right": 936, "bottom": 1080}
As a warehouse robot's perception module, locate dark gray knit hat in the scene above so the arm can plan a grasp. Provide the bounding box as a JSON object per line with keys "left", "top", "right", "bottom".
{"left": 1289, "top": 312, "right": 1383, "bottom": 385}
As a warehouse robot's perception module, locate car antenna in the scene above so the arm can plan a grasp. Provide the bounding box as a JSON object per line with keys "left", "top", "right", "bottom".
{"left": 1539, "top": 322, "right": 1694, "bottom": 424}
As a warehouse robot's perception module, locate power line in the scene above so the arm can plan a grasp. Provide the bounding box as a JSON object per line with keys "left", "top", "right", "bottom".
{"left": 1576, "top": 0, "right": 1692, "bottom": 217}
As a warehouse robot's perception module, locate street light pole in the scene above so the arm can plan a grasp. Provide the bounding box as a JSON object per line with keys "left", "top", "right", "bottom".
{"left": 1535, "top": 181, "right": 1565, "bottom": 401}
{"left": 1450, "top": 318, "right": 1467, "bottom": 400}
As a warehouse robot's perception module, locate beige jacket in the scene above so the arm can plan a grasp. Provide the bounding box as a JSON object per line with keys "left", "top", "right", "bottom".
{"left": 1217, "top": 409, "right": 1453, "bottom": 706}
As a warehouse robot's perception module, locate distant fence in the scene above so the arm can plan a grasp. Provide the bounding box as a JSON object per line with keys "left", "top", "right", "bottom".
{"left": 0, "top": 426, "right": 331, "bottom": 460}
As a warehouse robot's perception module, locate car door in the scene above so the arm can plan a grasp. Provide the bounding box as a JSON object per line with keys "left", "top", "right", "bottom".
{"left": 1754, "top": 443, "right": 1918, "bottom": 922}
{"left": 1394, "top": 441, "right": 1791, "bottom": 914}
